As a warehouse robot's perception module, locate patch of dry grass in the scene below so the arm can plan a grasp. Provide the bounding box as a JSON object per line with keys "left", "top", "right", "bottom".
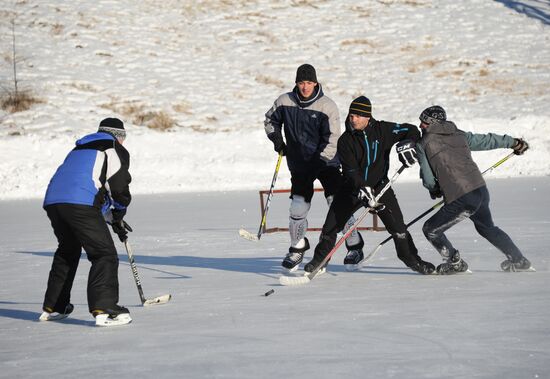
{"left": 1, "top": 90, "right": 43, "bottom": 113}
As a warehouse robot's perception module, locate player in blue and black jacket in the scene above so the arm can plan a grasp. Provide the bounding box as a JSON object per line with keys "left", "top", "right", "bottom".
{"left": 40, "top": 118, "right": 133, "bottom": 326}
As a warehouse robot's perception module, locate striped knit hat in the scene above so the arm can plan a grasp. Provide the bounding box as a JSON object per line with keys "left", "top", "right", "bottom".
{"left": 349, "top": 96, "right": 372, "bottom": 118}
{"left": 98, "top": 118, "right": 126, "bottom": 140}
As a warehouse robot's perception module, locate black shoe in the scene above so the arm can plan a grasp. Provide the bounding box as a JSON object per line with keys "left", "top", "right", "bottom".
{"left": 501, "top": 257, "right": 533, "bottom": 272}
{"left": 436, "top": 251, "right": 469, "bottom": 275}
{"left": 410, "top": 260, "right": 435, "bottom": 275}
{"left": 91, "top": 305, "right": 130, "bottom": 318}
{"left": 282, "top": 238, "right": 310, "bottom": 272}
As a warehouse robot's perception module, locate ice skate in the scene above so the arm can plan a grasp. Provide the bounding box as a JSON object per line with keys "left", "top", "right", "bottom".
{"left": 281, "top": 238, "right": 309, "bottom": 272}
{"left": 92, "top": 305, "right": 132, "bottom": 327}
{"left": 436, "top": 251, "right": 470, "bottom": 275}
{"left": 39, "top": 303, "right": 74, "bottom": 322}
{"left": 501, "top": 257, "right": 535, "bottom": 272}
{"left": 344, "top": 234, "right": 364, "bottom": 271}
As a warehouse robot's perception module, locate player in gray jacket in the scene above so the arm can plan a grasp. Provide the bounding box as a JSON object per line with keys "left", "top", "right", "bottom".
{"left": 416, "top": 106, "right": 532, "bottom": 274}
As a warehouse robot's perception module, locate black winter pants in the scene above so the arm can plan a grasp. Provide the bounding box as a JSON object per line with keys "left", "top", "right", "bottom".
{"left": 43, "top": 204, "right": 120, "bottom": 313}
{"left": 314, "top": 187, "right": 422, "bottom": 267}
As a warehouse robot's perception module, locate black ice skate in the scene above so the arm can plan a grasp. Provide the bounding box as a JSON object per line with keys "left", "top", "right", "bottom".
{"left": 344, "top": 234, "right": 365, "bottom": 271}
{"left": 436, "top": 251, "right": 470, "bottom": 275}
{"left": 304, "top": 255, "right": 328, "bottom": 276}
{"left": 92, "top": 305, "right": 132, "bottom": 327}
{"left": 409, "top": 260, "right": 436, "bottom": 275}
{"left": 39, "top": 303, "right": 74, "bottom": 322}
{"left": 281, "top": 238, "right": 310, "bottom": 272}
{"left": 500, "top": 257, "right": 535, "bottom": 272}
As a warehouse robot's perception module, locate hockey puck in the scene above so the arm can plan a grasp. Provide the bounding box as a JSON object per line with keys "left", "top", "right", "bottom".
{"left": 264, "top": 289, "right": 275, "bottom": 297}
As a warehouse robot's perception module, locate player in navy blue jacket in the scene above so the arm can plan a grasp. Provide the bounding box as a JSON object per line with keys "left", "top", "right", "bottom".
{"left": 40, "top": 118, "right": 133, "bottom": 326}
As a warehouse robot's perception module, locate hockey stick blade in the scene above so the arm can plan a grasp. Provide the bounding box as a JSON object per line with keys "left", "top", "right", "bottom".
{"left": 239, "top": 228, "right": 259, "bottom": 241}
{"left": 279, "top": 273, "right": 311, "bottom": 286}
{"left": 143, "top": 294, "right": 171, "bottom": 306}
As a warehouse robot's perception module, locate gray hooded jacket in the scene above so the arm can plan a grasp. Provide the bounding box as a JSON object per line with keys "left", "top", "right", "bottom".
{"left": 416, "top": 120, "right": 515, "bottom": 204}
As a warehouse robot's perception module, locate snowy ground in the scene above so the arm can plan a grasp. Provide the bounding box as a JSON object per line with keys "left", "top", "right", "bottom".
{"left": 0, "top": 0, "right": 549, "bottom": 199}
{"left": 1, "top": 177, "right": 549, "bottom": 378}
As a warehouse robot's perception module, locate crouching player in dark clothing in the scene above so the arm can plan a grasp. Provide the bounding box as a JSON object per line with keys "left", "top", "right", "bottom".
{"left": 39, "top": 118, "right": 134, "bottom": 327}
{"left": 304, "top": 96, "right": 435, "bottom": 275}
{"left": 416, "top": 106, "right": 533, "bottom": 274}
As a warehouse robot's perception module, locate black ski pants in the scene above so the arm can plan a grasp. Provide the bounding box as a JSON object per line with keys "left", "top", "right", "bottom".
{"left": 314, "top": 187, "right": 422, "bottom": 267}
{"left": 43, "top": 204, "right": 120, "bottom": 313}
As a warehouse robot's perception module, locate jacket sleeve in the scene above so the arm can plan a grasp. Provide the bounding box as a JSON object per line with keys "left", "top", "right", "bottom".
{"left": 319, "top": 99, "right": 341, "bottom": 163}
{"left": 338, "top": 134, "right": 363, "bottom": 193}
{"left": 383, "top": 122, "right": 421, "bottom": 145}
{"left": 465, "top": 132, "right": 515, "bottom": 151}
{"left": 105, "top": 142, "right": 132, "bottom": 208}
{"left": 264, "top": 96, "right": 285, "bottom": 137}
{"left": 416, "top": 143, "right": 438, "bottom": 191}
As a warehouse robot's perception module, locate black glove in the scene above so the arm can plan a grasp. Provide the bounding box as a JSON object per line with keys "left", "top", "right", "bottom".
{"left": 396, "top": 140, "right": 418, "bottom": 168}
{"left": 268, "top": 132, "right": 286, "bottom": 155}
{"left": 111, "top": 220, "right": 133, "bottom": 242}
{"left": 512, "top": 138, "right": 528, "bottom": 155}
{"left": 110, "top": 208, "right": 132, "bottom": 242}
{"left": 429, "top": 187, "right": 443, "bottom": 200}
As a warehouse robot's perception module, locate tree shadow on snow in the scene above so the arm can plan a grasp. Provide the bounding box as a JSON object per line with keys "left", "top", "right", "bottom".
{"left": 494, "top": 0, "right": 550, "bottom": 24}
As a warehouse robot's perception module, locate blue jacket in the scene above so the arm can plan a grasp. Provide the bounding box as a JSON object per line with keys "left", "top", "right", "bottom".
{"left": 44, "top": 132, "right": 131, "bottom": 212}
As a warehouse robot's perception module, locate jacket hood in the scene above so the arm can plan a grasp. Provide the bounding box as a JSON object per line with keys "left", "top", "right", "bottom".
{"left": 423, "top": 120, "right": 457, "bottom": 136}
{"left": 76, "top": 132, "right": 116, "bottom": 146}
{"left": 291, "top": 83, "right": 323, "bottom": 108}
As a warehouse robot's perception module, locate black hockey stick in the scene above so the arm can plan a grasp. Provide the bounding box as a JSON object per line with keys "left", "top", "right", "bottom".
{"left": 123, "top": 239, "right": 171, "bottom": 306}
{"left": 356, "top": 152, "right": 516, "bottom": 268}
{"left": 279, "top": 165, "right": 407, "bottom": 286}
{"left": 239, "top": 151, "right": 284, "bottom": 241}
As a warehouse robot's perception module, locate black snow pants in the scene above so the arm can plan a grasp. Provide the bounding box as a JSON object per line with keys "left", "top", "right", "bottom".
{"left": 314, "top": 186, "right": 423, "bottom": 268}
{"left": 43, "top": 204, "right": 120, "bottom": 313}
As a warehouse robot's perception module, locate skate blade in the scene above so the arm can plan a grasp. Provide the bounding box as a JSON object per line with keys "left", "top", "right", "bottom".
{"left": 435, "top": 269, "right": 473, "bottom": 275}
{"left": 281, "top": 265, "right": 300, "bottom": 274}
{"left": 143, "top": 294, "right": 172, "bottom": 306}
{"left": 38, "top": 311, "right": 70, "bottom": 321}
{"left": 95, "top": 313, "right": 132, "bottom": 327}
{"left": 238, "top": 229, "right": 259, "bottom": 241}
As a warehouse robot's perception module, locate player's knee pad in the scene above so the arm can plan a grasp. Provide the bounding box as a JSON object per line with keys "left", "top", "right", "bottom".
{"left": 289, "top": 195, "right": 311, "bottom": 220}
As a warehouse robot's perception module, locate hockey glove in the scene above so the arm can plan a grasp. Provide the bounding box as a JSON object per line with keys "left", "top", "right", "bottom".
{"left": 396, "top": 140, "right": 418, "bottom": 168}
{"left": 358, "top": 186, "right": 385, "bottom": 212}
{"left": 111, "top": 220, "right": 133, "bottom": 242}
{"left": 512, "top": 138, "right": 529, "bottom": 155}
{"left": 268, "top": 132, "right": 287, "bottom": 155}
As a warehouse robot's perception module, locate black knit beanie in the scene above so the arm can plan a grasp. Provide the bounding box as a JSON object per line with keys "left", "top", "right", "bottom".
{"left": 295, "top": 64, "right": 318, "bottom": 83}
{"left": 419, "top": 106, "right": 446, "bottom": 125}
{"left": 349, "top": 96, "right": 372, "bottom": 118}
{"left": 98, "top": 117, "right": 126, "bottom": 140}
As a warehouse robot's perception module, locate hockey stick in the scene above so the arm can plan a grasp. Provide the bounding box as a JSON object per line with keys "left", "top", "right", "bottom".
{"left": 239, "top": 150, "right": 284, "bottom": 241}
{"left": 356, "top": 152, "right": 517, "bottom": 268}
{"left": 123, "top": 239, "right": 171, "bottom": 306}
{"left": 279, "top": 165, "right": 407, "bottom": 286}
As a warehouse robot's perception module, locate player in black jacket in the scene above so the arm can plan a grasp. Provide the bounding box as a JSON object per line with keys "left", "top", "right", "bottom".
{"left": 304, "top": 96, "right": 435, "bottom": 275}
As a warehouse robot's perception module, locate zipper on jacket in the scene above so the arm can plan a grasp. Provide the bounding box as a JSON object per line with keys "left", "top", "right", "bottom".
{"left": 363, "top": 132, "right": 370, "bottom": 180}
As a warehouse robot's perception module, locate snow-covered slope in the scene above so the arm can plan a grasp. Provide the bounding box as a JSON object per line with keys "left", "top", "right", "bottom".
{"left": 0, "top": 0, "right": 548, "bottom": 199}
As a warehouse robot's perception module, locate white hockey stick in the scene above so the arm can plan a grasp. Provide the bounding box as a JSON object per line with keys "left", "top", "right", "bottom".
{"left": 239, "top": 151, "right": 284, "bottom": 241}
{"left": 279, "top": 165, "right": 407, "bottom": 286}
{"left": 124, "top": 240, "right": 171, "bottom": 306}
